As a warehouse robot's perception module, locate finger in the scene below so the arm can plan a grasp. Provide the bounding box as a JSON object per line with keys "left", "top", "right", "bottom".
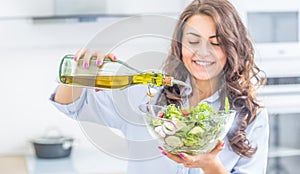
{"left": 210, "top": 140, "right": 225, "bottom": 156}
{"left": 157, "top": 146, "right": 164, "bottom": 151}
{"left": 83, "top": 49, "right": 93, "bottom": 68}
{"left": 105, "top": 53, "right": 117, "bottom": 61}
{"left": 95, "top": 50, "right": 105, "bottom": 66}
{"left": 183, "top": 162, "right": 195, "bottom": 168}
{"left": 183, "top": 162, "right": 201, "bottom": 168}
{"left": 178, "top": 153, "right": 196, "bottom": 164}
{"left": 74, "top": 48, "right": 86, "bottom": 61}
{"left": 180, "top": 154, "right": 199, "bottom": 168}
{"left": 163, "top": 151, "right": 184, "bottom": 164}
{"left": 95, "top": 89, "right": 102, "bottom": 92}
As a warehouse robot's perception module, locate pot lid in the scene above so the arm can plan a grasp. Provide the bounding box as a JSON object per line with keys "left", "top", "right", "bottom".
{"left": 32, "top": 136, "right": 73, "bottom": 144}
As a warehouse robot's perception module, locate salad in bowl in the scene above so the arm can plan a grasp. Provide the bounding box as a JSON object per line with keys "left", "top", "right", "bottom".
{"left": 139, "top": 100, "right": 236, "bottom": 154}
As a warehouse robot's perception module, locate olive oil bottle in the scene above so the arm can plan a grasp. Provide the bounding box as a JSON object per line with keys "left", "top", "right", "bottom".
{"left": 59, "top": 55, "right": 178, "bottom": 89}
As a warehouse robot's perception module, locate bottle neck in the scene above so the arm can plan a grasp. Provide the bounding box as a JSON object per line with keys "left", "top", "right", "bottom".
{"left": 131, "top": 72, "right": 173, "bottom": 87}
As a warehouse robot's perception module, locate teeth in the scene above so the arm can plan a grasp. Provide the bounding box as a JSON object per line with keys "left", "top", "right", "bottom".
{"left": 195, "top": 61, "right": 213, "bottom": 66}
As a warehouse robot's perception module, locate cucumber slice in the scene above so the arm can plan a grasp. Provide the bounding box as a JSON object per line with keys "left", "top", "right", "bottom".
{"left": 154, "top": 126, "right": 166, "bottom": 137}
{"left": 152, "top": 119, "right": 163, "bottom": 126}
{"left": 162, "top": 121, "right": 176, "bottom": 135}
{"left": 164, "top": 136, "right": 183, "bottom": 148}
{"left": 188, "top": 126, "right": 204, "bottom": 135}
{"left": 173, "top": 120, "right": 186, "bottom": 130}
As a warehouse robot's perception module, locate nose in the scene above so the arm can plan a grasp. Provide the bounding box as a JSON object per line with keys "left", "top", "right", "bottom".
{"left": 195, "top": 40, "right": 210, "bottom": 58}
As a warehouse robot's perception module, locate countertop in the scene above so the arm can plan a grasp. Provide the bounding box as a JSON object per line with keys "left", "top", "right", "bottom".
{"left": 26, "top": 147, "right": 127, "bottom": 174}
{"left": 0, "top": 155, "right": 28, "bottom": 174}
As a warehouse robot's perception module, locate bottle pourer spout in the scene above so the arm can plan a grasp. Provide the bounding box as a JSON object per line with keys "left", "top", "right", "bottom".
{"left": 172, "top": 79, "right": 192, "bottom": 94}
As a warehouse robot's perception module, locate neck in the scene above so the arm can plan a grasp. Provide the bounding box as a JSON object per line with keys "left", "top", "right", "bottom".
{"left": 189, "top": 76, "right": 221, "bottom": 107}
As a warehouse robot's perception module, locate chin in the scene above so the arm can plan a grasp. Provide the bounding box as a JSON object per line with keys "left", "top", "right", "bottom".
{"left": 192, "top": 74, "right": 212, "bottom": 81}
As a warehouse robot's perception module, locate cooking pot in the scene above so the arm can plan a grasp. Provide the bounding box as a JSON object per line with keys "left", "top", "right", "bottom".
{"left": 32, "top": 130, "right": 74, "bottom": 159}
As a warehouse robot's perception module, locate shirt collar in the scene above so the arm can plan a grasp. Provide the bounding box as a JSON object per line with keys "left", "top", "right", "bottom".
{"left": 201, "top": 89, "right": 220, "bottom": 104}
{"left": 184, "top": 75, "right": 221, "bottom": 106}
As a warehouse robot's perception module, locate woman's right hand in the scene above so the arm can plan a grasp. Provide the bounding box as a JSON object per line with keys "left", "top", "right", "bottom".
{"left": 54, "top": 48, "right": 118, "bottom": 104}
{"left": 74, "top": 48, "right": 118, "bottom": 68}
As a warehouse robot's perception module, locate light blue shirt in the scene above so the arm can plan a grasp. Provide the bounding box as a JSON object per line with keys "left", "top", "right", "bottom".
{"left": 50, "top": 85, "right": 269, "bottom": 174}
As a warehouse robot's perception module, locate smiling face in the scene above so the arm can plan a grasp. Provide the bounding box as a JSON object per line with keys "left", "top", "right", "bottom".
{"left": 182, "top": 14, "right": 227, "bottom": 81}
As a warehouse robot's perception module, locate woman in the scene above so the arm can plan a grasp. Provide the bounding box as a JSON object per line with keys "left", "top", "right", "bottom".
{"left": 154, "top": 0, "right": 269, "bottom": 173}
{"left": 51, "top": 0, "right": 269, "bottom": 173}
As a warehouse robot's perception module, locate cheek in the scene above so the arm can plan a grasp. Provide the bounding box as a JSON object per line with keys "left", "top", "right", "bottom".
{"left": 219, "top": 54, "right": 227, "bottom": 68}
{"left": 181, "top": 46, "right": 194, "bottom": 63}
{"left": 215, "top": 48, "right": 227, "bottom": 68}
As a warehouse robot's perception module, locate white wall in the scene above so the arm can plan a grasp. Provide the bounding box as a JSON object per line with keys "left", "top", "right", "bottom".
{"left": 0, "top": 18, "right": 123, "bottom": 154}
{"left": 0, "top": 15, "right": 174, "bottom": 154}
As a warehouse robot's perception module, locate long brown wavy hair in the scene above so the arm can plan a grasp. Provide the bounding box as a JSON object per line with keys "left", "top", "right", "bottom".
{"left": 156, "top": 0, "right": 266, "bottom": 157}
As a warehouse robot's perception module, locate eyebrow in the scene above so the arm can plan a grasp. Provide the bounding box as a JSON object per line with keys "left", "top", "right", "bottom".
{"left": 186, "top": 32, "right": 218, "bottom": 39}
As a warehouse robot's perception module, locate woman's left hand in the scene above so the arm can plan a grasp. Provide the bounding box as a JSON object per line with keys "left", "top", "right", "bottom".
{"left": 160, "top": 140, "right": 226, "bottom": 170}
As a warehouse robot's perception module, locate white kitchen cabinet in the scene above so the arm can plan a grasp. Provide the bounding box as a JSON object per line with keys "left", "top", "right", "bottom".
{"left": 0, "top": 0, "right": 189, "bottom": 19}
{"left": 259, "top": 81, "right": 300, "bottom": 174}
{"left": 0, "top": 0, "right": 53, "bottom": 18}
{"left": 267, "top": 113, "right": 300, "bottom": 174}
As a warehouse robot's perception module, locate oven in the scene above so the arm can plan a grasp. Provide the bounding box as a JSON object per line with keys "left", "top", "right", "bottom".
{"left": 229, "top": 0, "right": 300, "bottom": 173}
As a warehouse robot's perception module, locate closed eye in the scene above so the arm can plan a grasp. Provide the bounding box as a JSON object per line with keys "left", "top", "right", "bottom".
{"left": 210, "top": 42, "right": 220, "bottom": 46}
{"left": 209, "top": 35, "right": 221, "bottom": 46}
{"left": 189, "top": 41, "right": 199, "bottom": 45}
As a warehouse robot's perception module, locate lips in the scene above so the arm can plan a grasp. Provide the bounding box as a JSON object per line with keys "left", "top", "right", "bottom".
{"left": 193, "top": 60, "right": 215, "bottom": 67}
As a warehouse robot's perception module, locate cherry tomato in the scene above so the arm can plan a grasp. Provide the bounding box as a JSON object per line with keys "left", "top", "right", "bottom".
{"left": 158, "top": 112, "right": 164, "bottom": 118}
{"left": 181, "top": 109, "right": 189, "bottom": 116}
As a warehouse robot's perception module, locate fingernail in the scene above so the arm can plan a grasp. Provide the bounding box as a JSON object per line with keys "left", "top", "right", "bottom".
{"left": 113, "top": 55, "right": 117, "bottom": 61}
{"left": 158, "top": 146, "right": 163, "bottom": 150}
{"left": 179, "top": 153, "right": 185, "bottom": 158}
{"left": 162, "top": 151, "right": 167, "bottom": 156}
{"left": 221, "top": 141, "right": 225, "bottom": 148}
{"left": 95, "top": 89, "right": 102, "bottom": 92}
{"left": 74, "top": 56, "right": 77, "bottom": 61}
{"left": 84, "top": 62, "right": 89, "bottom": 68}
{"left": 97, "top": 60, "right": 102, "bottom": 66}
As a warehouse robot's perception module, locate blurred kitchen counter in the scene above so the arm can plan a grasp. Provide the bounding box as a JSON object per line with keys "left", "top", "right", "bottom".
{"left": 1, "top": 148, "right": 127, "bottom": 174}
{"left": 0, "top": 155, "right": 28, "bottom": 174}
{"left": 26, "top": 147, "right": 127, "bottom": 174}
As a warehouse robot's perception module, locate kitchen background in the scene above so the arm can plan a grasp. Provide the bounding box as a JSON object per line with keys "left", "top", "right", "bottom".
{"left": 0, "top": 0, "right": 299, "bottom": 174}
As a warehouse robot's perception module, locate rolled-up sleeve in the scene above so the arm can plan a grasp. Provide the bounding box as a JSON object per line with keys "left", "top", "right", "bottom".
{"left": 49, "top": 88, "right": 87, "bottom": 120}
{"left": 49, "top": 87, "right": 127, "bottom": 130}
{"left": 49, "top": 85, "right": 149, "bottom": 130}
{"left": 231, "top": 108, "right": 269, "bottom": 174}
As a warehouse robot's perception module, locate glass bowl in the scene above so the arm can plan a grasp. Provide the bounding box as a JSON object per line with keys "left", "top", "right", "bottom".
{"left": 139, "top": 103, "right": 236, "bottom": 154}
